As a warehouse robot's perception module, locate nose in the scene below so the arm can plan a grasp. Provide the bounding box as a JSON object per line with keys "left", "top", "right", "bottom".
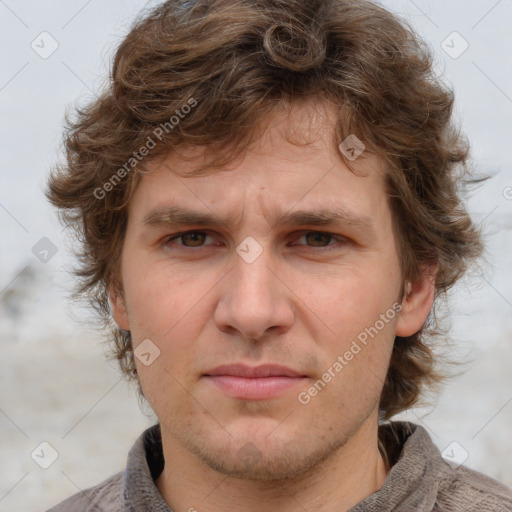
{"left": 213, "top": 245, "right": 295, "bottom": 341}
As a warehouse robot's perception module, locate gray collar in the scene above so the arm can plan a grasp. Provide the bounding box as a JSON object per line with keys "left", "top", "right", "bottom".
{"left": 121, "top": 421, "right": 445, "bottom": 512}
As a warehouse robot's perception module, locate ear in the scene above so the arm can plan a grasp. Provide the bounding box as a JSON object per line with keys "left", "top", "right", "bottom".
{"left": 395, "top": 266, "right": 436, "bottom": 337}
{"left": 109, "top": 284, "right": 130, "bottom": 331}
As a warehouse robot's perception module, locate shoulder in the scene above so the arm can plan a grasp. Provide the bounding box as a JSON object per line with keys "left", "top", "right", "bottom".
{"left": 375, "top": 421, "right": 512, "bottom": 511}
{"left": 45, "top": 424, "right": 164, "bottom": 512}
{"left": 45, "top": 471, "right": 125, "bottom": 512}
{"left": 436, "top": 463, "right": 512, "bottom": 511}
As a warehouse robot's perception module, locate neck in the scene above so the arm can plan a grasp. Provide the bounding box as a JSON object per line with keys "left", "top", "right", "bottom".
{"left": 156, "top": 414, "right": 389, "bottom": 512}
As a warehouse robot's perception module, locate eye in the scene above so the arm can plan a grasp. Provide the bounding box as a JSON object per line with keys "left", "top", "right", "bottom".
{"left": 291, "top": 231, "right": 347, "bottom": 249}
{"left": 164, "top": 231, "right": 214, "bottom": 248}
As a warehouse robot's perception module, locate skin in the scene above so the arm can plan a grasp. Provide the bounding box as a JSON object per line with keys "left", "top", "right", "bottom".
{"left": 111, "top": 100, "right": 435, "bottom": 512}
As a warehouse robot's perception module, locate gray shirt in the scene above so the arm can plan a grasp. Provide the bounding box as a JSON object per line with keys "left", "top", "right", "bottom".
{"left": 47, "top": 421, "right": 512, "bottom": 511}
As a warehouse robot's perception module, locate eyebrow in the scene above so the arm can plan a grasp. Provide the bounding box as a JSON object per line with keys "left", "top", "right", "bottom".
{"left": 142, "top": 205, "right": 375, "bottom": 234}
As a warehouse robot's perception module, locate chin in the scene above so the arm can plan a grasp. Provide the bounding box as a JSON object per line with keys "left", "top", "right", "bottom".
{"left": 184, "top": 430, "right": 349, "bottom": 481}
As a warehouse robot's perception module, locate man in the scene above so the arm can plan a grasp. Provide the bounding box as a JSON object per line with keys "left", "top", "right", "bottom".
{"left": 45, "top": 0, "right": 512, "bottom": 510}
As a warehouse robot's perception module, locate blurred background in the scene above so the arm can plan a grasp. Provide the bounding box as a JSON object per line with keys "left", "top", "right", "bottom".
{"left": 1, "top": 1, "right": 511, "bottom": 510}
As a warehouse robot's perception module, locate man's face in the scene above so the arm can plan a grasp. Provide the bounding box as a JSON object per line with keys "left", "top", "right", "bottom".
{"left": 113, "top": 102, "right": 408, "bottom": 479}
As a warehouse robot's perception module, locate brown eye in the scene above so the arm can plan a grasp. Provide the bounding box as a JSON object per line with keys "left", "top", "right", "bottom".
{"left": 165, "top": 231, "right": 211, "bottom": 248}
{"left": 178, "top": 232, "right": 207, "bottom": 246}
{"left": 304, "top": 232, "right": 335, "bottom": 247}
{"left": 289, "top": 231, "right": 348, "bottom": 252}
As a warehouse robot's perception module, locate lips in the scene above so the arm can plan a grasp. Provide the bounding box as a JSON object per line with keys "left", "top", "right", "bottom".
{"left": 204, "top": 364, "right": 306, "bottom": 378}
{"left": 203, "top": 364, "right": 308, "bottom": 400}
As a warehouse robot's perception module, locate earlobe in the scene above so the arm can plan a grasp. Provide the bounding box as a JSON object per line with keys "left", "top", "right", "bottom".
{"left": 109, "top": 284, "right": 130, "bottom": 331}
{"left": 395, "top": 267, "right": 436, "bottom": 337}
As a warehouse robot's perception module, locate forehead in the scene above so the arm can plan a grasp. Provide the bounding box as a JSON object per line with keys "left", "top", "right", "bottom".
{"left": 129, "top": 101, "right": 390, "bottom": 229}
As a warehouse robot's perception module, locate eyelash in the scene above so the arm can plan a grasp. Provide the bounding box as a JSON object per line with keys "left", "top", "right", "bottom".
{"left": 162, "top": 230, "right": 348, "bottom": 252}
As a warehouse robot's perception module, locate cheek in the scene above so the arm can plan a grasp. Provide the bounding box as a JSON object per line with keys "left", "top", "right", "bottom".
{"left": 122, "top": 258, "right": 198, "bottom": 335}
{"left": 313, "top": 318, "right": 397, "bottom": 417}
{"left": 305, "top": 263, "right": 399, "bottom": 402}
{"left": 123, "top": 263, "right": 211, "bottom": 374}
{"left": 308, "top": 267, "right": 399, "bottom": 341}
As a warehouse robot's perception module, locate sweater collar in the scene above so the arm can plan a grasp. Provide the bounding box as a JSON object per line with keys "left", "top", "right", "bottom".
{"left": 349, "top": 421, "right": 446, "bottom": 511}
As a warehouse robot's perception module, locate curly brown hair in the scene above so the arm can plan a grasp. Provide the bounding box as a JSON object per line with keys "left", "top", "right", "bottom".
{"left": 46, "top": 0, "right": 483, "bottom": 420}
